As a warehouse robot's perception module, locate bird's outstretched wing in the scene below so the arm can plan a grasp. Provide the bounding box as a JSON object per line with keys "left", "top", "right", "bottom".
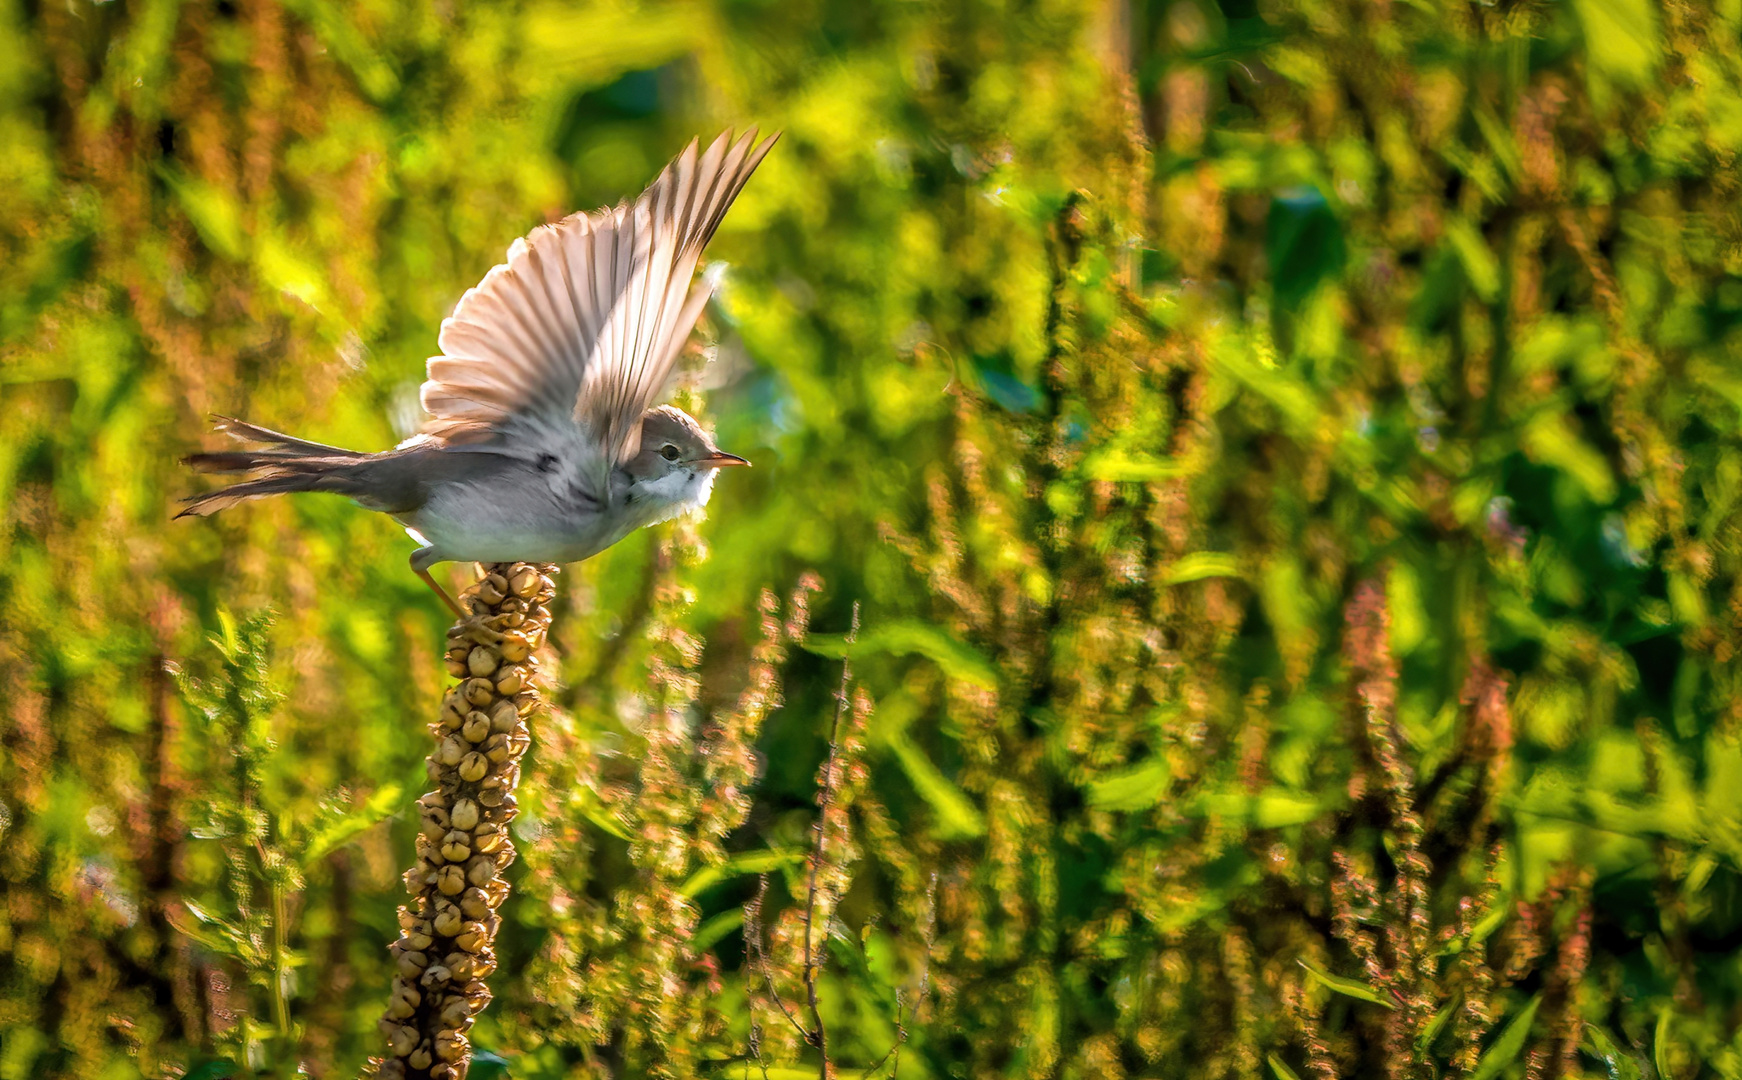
{"left": 418, "top": 128, "right": 778, "bottom": 469}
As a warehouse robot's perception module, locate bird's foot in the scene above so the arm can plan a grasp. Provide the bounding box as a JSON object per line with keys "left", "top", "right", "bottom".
{"left": 447, "top": 609, "right": 509, "bottom": 648}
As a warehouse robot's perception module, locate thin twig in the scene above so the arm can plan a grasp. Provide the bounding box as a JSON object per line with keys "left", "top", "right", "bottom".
{"left": 746, "top": 875, "right": 809, "bottom": 1042}
{"left": 803, "top": 602, "right": 860, "bottom": 1077}
{"left": 862, "top": 870, "right": 939, "bottom": 1079}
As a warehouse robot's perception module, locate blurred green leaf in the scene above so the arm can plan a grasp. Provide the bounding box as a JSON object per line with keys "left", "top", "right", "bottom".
{"left": 1471, "top": 995, "right": 1543, "bottom": 1080}
{"left": 1298, "top": 960, "right": 1392, "bottom": 1008}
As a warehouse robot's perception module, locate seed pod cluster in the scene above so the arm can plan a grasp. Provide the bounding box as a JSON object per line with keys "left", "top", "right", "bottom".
{"left": 370, "top": 563, "right": 558, "bottom": 1080}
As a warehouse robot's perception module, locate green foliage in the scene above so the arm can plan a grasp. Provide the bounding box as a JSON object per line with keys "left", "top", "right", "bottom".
{"left": 4, "top": 0, "right": 1742, "bottom": 1078}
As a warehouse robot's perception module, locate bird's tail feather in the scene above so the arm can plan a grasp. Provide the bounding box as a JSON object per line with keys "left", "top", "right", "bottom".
{"left": 177, "top": 416, "right": 371, "bottom": 519}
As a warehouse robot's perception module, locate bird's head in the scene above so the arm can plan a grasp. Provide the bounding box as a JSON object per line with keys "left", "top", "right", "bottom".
{"left": 621, "top": 405, "right": 749, "bottom": 521}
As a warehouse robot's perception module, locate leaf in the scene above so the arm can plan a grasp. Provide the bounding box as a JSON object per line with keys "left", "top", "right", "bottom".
{"left": 1267, "top": 1054, "right": 1303, "bottom": 1080}
{"left": 1570, "top": 0, "right": 1659, "bottom": 84}
{"left": 1416, "top": 995, "right": 1459, "bottom": 1054}
{"left": 1082, "top": 448, "right": 1188, "bottom": 482}
{"left": 1653, "top": 1007, "right": 1673, "bottom": 1080}
{"left": 692, "top": 910, "right": 744, "bottom": 953}
{"left": 468, "top": 1051, "right": 511, "bottom": 1080}
{"left": 1087, "top": 759, "right": 1171, "bottom": 812}
{"left": 679, "top": 848, "right": 805, "bottom": 898}
{"left": 1298, "top": 960, "right": 1393, "bottom": 1008}
{"left": 886, "top": 731, "right": 986, "bottom": 839}
{"left": 1582, "top": 1024, "right": 1644, "bottom": 1080}
{"left": 1267, "top": 187, "right": 1345, "bottom": 310}
{"left": 804, "top": 621, "right": 998, "bottom": 689}
{"left": 1470, "top": 994, "right": 1542, "bottom": 1080}
{"left": 300, "top": 783, "right": 402, "bottom": 866}
{"left": 1163, "top": 552, "right": 1241, "bottom": 585}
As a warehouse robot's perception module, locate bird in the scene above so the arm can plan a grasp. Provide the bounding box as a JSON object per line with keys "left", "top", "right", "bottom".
{"left": 179, "top": 128, "right": 777, "bottom": 619}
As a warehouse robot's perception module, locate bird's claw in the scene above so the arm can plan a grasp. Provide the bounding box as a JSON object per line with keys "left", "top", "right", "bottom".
{"left": 448, "top": 611, "right": 507, "bottom": 647}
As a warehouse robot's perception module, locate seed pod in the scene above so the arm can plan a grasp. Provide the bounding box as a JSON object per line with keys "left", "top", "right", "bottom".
{"left": 459, "top": 887, "right": 491, "bottom": 920}
{"left": 419, "top": 804, "right": 450, "bottom": 841}
{"left": 408, "top": 1044, "right": 434, "bottom": 1070}
{"left": 476, "top": 581, "right": 505, "bottom": 606}
{"left": 481, "top": 732, "right": 512, "bottom": 764}
{"left": 462, "top": 711, "right": 490, "bottom": 743}
{"left": 493, "top": 665, "right": 525, "bottom": 696}
{"left": 403, "top": 930, "right": 433, "bottom": 952}
{"left": 455, "top": 921, "right": 488, "bottom": 953}
{"left": 441, "top": 831, "right": 472, "bottom": 864}
{"left": 395, "top": 950, "right": 428, "bottom": 979}
{"left": 433, "top": 905, "right": 463, "bottom": 938}
{"left": 509, "top": 566, "right": 540, "bottom": 597}
{"left": 436, "top": 1029, "right": 468, "bottom": 1063}
{"left": 387, "top": 1024, "right": 418, "bottom": 1057}
{"left": 465, "top": 855, "right": 496, "bottom": 888}
{"left": 466, "top": 647, "right": 499, "bottom": 677}
{"left": 463, "top": 678, "right": 495, "bottom": 707}
{"left": 497, "top": 631, "right": 532, "bottom": 661}
{"left": 472, "top": 822, "right": 505, "bottom": 854}
{"left": 488, "top": 699, "right": 518, "bottom": 732}
{"left": 437, "top": 735, "right": 466, "bottom": 767}
{"left": 377, "top": 1060, "right": 407, "bottom": 1080}
{"left": 446, "top": 952, "right": 476, "bottom": 981}
{"left": 436, "top": 865, "right": 466, "bottom": 896}
{"left": 450, "top": 798, "right": 480, "bottom": 832}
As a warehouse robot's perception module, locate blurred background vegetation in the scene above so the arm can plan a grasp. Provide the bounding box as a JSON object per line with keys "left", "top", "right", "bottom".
{"left": 5, "top": 0, "right": 1742, "bottom": 1076}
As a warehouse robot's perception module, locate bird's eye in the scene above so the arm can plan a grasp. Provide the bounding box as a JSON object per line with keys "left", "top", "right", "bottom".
{"left": 659, "top": 444, "right": 681, "bottom": 462}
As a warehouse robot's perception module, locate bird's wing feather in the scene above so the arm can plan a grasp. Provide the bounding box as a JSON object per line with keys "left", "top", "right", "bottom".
{"left": 418, "top": 129, "right": 777, "bottom": 476}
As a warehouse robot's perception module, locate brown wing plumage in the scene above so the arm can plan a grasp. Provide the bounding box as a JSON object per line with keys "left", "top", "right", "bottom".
{"left": 418, "top": 128, "right": 778, "bottom": 465}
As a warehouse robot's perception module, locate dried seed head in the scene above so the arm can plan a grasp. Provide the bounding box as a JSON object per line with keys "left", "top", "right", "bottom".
{"left": 380, "top": 564, "right": 553, "bottom": 1076}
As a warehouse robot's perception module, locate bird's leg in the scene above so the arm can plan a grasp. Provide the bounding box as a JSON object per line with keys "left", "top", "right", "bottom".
{"left": 410, "top": 549, "right": 505, "bottom": 645}
{"left": 411, "top": 552, "right": 465, "bottom": 619}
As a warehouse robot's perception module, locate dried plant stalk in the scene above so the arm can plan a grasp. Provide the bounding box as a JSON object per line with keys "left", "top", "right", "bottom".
{"left": 370, "top": 562, "right": 559, "bottom": 1080}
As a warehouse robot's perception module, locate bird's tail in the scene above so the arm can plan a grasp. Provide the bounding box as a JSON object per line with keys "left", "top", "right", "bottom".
{"left": 177, "top": 416, "right": 372, "bottom": 519}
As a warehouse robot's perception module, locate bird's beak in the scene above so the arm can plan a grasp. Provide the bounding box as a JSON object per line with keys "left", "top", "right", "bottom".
{"left": 696, "top": 451, "right": 751, "bottom": 469}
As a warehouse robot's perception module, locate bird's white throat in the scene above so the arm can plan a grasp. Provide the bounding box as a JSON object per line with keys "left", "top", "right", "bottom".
{"left": 634, "top": 467, "right": 718, "bottom": 525}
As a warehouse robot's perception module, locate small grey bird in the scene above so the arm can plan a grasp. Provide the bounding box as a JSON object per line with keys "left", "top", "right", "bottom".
{"left": 180, "top": 129, "right": 776, "bottom": 616}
